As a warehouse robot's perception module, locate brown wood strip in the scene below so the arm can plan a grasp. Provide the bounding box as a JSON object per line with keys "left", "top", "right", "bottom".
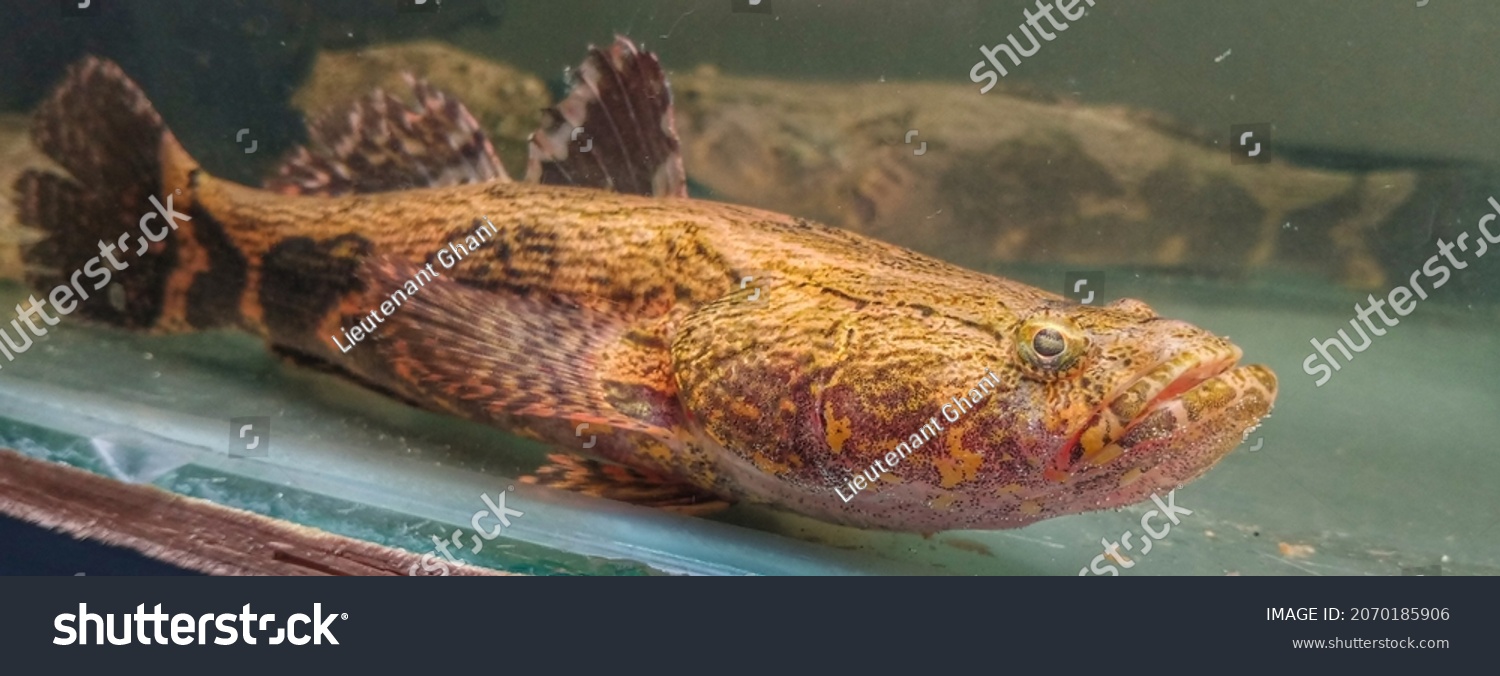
{"left": 0, "top": 448, "right": 510, "bottom": 576}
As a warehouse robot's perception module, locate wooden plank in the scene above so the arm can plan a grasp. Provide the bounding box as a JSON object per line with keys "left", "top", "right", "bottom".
{"left": 0, "top": 448, "right": 509, "bottom": 576}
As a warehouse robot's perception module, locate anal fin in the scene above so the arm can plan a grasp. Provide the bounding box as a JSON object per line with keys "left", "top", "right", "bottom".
{"left": 521, "top": 454, "right": 729, "bottom": 516}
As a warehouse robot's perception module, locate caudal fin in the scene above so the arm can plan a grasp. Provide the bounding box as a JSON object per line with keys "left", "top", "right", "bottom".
{"left": 14, "top": 56, "right": 205, "bottom": 331}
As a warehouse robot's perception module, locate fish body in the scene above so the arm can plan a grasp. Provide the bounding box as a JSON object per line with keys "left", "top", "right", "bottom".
{"left": 15, "top": 39, "right": 1276, "bottom": 532}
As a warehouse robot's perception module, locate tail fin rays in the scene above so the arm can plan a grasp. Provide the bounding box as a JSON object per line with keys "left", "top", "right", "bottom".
{"left": 15, "top": 56, "right": 196, "bottom": 332}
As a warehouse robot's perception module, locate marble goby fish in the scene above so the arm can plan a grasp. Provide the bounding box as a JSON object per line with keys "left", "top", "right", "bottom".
{"left": 15, "top": 37, "right": 1276, "bottom": 532}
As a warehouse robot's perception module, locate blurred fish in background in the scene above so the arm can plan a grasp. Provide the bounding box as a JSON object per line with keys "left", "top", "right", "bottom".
{"left": 3, "top": 1, "right": 1496, "bottom": 307}
{"left": 283, "top": 41, "right": 1500, "bottom": 302}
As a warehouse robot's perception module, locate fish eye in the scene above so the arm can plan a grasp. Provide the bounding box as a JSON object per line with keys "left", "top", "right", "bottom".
{"left": 1017, "top": 316, "right": 1088, "bottom": 378}
{"left": 1032, "top": 328, "right": 1066, "bottom": 357}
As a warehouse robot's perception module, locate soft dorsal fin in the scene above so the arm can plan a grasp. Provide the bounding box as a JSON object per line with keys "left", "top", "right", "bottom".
{"left": 526, "top": 36, "right": 687, "bottom": 198}
{"left": 266, "top": 75, "right": 508, "bottom": 196}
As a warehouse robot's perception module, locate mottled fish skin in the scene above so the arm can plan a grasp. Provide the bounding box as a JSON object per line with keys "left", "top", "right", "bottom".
{"left": 16, "top": 43, "right": 1277, "bottom": 533}
{"left": 159, "top": 173, "right": 1277, "bottom": 531}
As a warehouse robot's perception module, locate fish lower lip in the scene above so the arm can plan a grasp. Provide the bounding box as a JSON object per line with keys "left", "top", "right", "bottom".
{"left": 1040, "top": 362, "right": 1277, "bottom": 487}
{"left": 1112, "top": 363, "right": 1278, "bottom": 452}
{"left": 1113, "top": 368, "right": 1236, "bottom": 448}
{"left": 1052, "top": 355, "right": 1239, "bottom": 474}
{"left": 1122, "top": 360, "right": 1236, "bottom": 427}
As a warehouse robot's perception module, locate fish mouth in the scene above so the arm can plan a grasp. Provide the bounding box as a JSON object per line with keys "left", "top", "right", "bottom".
{"left": 1047, "top": 346, "right": 1277, "bottom": 480}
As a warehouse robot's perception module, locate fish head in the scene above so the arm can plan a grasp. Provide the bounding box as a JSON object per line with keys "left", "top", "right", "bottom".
{"left": 670, "top": 266, "right": 1276, "bottom": 531}
{"left": 968, "top": 296, "right": 1278, "bottom": 525}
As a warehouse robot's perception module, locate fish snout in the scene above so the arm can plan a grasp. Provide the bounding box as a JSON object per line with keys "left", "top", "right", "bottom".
{"left": 1045, "top": 324, "right": 1274, "bottom": 484}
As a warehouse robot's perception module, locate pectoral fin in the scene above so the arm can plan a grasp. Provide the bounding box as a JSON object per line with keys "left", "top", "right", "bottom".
{"left": 356, "top": 257, "right": 729, "bottom": 513}
{"left": 357, "top": 256, "right": 683, "bottom": 438}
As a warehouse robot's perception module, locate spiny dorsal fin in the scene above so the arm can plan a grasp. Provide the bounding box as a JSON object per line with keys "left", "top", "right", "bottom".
{"left": 267, "top": 75, "right": 508, "bottom": 196}
{"left": 526, "top": 36, "right": 687, "bottom": 198}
